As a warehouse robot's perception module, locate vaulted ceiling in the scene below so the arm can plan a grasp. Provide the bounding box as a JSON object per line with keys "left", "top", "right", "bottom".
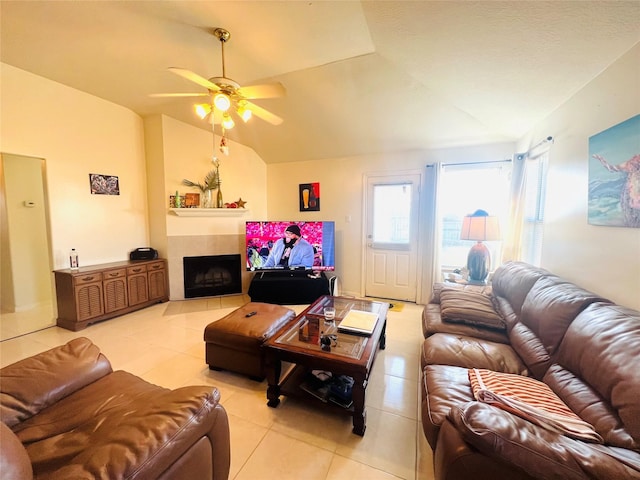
{"left": 2, "top": 1, "right": 639, "bottom": 164}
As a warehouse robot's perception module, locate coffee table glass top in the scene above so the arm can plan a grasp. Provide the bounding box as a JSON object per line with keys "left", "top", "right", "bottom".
{"left": 273, "top": 296, "right": 386, "bottom": 360}
{"left": 307, "top": 296, "right": 384, "bottom": 317}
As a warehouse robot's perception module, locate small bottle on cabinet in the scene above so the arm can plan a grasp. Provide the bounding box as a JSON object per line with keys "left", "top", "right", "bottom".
{"left": 69, "top": 248, "right": 79, "bottom": 270}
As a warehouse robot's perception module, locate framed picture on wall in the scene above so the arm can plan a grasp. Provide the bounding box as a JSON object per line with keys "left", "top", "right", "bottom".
{"left": 89, "top": 174, "right": 120, "bottom": 195}
{"left": 588, "top": 114, "right": 640, "bottom": 228}
{"left": 299, "top": 183, "right": 320, "bottom": 211}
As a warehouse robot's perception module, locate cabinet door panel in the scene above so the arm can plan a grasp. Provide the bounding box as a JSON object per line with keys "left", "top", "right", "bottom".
{"left": 104, "top": 277, "right": 128, "bottom": 313}
{"left": 148, "top": 269, "right": 167, "bottom": 300}
{"left": 128, "top": 274, "right": 149, "bottom": 306}
{"left": 75, "top": 283, "right": 104, "bottom": 321}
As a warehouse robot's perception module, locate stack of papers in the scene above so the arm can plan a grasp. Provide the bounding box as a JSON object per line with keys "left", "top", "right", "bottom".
{"left": 338, "top": 309, "right": 379, "bottom": 336}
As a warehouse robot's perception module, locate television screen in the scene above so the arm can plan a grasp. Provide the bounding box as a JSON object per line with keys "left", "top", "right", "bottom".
{"left": 246, "top": 221, "right": 335, "bottom": 271}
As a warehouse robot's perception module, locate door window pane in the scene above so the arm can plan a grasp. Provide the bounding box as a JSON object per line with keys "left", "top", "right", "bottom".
{"left": 372, "top": 184, "right": 412, "bottom": 244}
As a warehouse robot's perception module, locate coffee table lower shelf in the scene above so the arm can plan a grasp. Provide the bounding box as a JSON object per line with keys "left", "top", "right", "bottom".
{"left": 275, "top": 364, "right": 356, "bottom": 413}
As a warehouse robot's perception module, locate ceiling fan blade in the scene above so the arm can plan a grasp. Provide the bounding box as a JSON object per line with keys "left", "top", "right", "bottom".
{"left": 244, "top": 101, "right": 283, "bottom": 126}
{"left": 168, "top": 67, "right": 220, "bottom": 92}
{"left": 149, "top": 93, "right": 210, "bottom": 98}
{"left": 237, "top": 82, "right": 286, "bottom": 100}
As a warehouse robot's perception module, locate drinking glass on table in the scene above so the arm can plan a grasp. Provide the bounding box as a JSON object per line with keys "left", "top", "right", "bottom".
{"left": 323, "top": 307, "right": 336, "bottom": 325}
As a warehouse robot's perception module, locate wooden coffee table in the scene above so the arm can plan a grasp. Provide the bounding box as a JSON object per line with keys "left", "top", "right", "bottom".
{"left": 263, "top": 295, "right": 388, "bottom": 436}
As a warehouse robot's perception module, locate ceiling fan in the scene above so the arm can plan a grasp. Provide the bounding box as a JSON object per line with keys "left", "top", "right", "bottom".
{"left": 151, "top": 28, "right": 285, "bottom": 127}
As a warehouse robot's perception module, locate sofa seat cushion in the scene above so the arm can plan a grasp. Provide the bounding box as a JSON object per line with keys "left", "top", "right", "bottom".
{"left": 440, "top": 288, "right": 506, "bottom": 331}
{"left": 421, "top": 364, "right": 477, "bottom": 448}
{"left": 13, "top": 370, "right": 228, "bottom": 479}
{"left": 421, "top": 333, "right": 527, "bottom": 375}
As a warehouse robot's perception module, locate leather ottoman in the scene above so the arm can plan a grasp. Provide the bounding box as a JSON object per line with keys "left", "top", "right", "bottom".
{"left": 204, "top": 302, "right": 296, "bottom": 380}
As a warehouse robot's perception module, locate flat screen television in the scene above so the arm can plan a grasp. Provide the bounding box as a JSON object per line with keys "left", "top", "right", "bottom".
{"left": 246, "top": 221, "right": 336, "bottom": 271}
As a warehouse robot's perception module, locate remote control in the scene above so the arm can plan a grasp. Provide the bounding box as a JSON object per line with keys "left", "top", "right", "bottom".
{"left": 245, "top": 311, "right": 257, "bottom": 317}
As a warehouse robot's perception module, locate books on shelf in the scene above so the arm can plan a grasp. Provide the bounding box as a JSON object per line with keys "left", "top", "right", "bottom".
{"left": 338, "top": 309, "right": 379, "bottom": 336}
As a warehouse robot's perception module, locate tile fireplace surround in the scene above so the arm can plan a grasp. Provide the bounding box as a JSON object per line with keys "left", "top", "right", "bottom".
{"left": 167, "top": 234, "right": 251, "bottom": 301}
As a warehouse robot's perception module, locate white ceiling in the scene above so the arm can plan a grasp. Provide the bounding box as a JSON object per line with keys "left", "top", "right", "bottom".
{"left": 2, "top": 1, "right": 639, "bottom": 164}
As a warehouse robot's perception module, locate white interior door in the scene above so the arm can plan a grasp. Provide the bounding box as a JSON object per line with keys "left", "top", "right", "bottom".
{"left": 364, "top": 173, "right": 420, "bottom": 301}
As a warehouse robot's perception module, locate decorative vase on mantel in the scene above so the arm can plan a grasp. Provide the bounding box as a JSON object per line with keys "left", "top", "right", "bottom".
{"left": 216, "top": 187, "right": 224, "bottom": 208}
{"left": 201, "top": 189, "right": 213, "bottom": 208}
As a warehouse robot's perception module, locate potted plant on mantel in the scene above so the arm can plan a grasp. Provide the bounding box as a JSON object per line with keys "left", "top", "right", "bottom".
{"left": 182, "top": 159, "right": 223, "bottom": 208}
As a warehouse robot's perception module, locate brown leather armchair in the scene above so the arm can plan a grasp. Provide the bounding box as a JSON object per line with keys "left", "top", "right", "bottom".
{"left": 1, "top": 337, "right": 230, "bottom": 480}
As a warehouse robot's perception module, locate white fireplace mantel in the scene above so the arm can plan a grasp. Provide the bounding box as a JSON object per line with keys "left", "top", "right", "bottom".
{"left": 169, "top": 208, "right": 250, "bottom": 217}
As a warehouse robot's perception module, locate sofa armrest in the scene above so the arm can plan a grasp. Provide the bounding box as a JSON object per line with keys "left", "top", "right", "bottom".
{"left": 0, "top": 337, "right": 112, "bottom": 427}
{"left": 448, "top": 402, "right": 640, "bottom": 479}
{"left": 0, "top": 421, "right": 33, "bottom": 480}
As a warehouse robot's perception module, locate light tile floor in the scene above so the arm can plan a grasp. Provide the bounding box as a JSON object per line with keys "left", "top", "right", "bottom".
{"left": 0, "top": 295, "right": 434, "bottom": 480}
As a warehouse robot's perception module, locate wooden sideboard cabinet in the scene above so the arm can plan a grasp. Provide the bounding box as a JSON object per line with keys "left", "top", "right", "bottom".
{"left": 54, "top": 259, "right": 169, "bottom": 331}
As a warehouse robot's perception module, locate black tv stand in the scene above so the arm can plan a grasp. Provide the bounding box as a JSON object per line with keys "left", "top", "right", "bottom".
{"left": 248, "top": 270, "right": 330, "bottom": 305}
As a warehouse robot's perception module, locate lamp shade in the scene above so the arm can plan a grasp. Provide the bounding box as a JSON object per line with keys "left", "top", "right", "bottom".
{"left": 460, "top": 209, "right": 501, "bottom": 241}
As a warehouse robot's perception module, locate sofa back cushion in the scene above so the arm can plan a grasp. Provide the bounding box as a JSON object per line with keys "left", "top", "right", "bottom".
{"left": 491, "top": 261, "right": 548, "bottom": 317}
{"left": 0, "top": 337, "right": 112, "bottom": 427}
{"left": 547, "top": 303, "right": 640, "bottom": 451}
{"left": 509, "top": 276, "right": 609, "bottom": 379}
{"left": 520, "top": 277, "right": 610, "bottom": 356}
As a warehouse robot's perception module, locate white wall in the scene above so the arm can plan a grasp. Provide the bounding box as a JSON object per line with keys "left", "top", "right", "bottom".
{"left": 158, "top": 114, "right": 267, "bottom": 237}
{"left": 144, "top": 114, "right": 268, "bottom": 299}
{"left": 266, "top": 143, "right": 516, "bottom": 301}
{"left": 1, "top": 63, "right": 149, "bottom": 268}
{"left": 519, "top": 43, "right": 640, "bottom": 310}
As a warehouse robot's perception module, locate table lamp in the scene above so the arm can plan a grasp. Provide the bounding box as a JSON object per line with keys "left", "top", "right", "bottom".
{"left": 459, "top": 209, "right": 501, "bottom": 284}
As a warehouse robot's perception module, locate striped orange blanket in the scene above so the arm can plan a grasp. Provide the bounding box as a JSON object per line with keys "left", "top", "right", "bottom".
{"left": 469, "top": 368, "right": 602, "bottom": 443}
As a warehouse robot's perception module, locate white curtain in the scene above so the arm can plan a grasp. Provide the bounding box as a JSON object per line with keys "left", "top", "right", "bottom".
{"left": 502, "top": 147, "right": 550, "bottom": 265}
{"left": 501, "top": 153, "right": 527, "bottom": 262}
{"left": 422, "top": 163, "right": 442, "bottom": 295}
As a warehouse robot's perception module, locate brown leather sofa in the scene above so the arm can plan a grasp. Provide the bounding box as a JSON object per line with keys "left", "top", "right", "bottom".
{"left": 0, "top": 337, "right": 230, "bottom": 480}
{"left": 421, "top": 261, "right": 640, "bottom": 480}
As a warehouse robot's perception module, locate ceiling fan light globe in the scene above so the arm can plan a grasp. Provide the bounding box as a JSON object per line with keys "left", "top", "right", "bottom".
{"left": 214, "top": 93, "right": 231, "bottom": 112}
{"left": 238, "top": 106, "right": 252, "bottom": 122}
{"left": 222, "top": 113, "right": 235, "bottom": 130}
{"left": 195, "top": 103, "right": 211, "bottom": 119}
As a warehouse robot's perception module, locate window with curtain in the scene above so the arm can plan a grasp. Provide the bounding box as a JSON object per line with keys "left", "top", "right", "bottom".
{"left": 520, "top": 153, "right": 548, "bottom": 265}
{"left": 437, "top": 161, "right": 512, "bottom": 270}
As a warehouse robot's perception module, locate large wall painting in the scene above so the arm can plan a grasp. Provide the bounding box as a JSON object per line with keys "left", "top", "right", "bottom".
{"left": 588, "top": 114, "right": 640, "bottom": 227}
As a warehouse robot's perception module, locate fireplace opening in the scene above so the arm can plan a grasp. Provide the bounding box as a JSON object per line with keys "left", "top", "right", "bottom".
{"left": 183, "top": 254, "right": 242, "bottom": 298}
